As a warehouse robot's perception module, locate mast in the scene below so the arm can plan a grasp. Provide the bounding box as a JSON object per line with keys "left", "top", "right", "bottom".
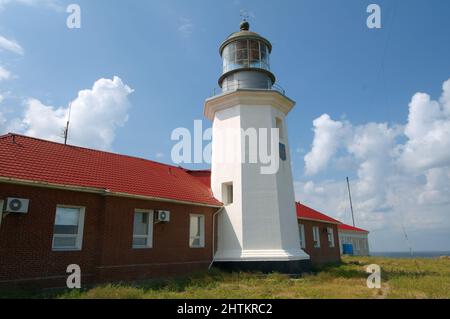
{"left": 64, "top": 102, "right": 72, "bottom": 145}
{"left": 346, "top": 177, "right": 356, "bottom": 227}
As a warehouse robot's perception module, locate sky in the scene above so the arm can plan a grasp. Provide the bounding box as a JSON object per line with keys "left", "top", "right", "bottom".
{"left": 0, "top": 0, "right": 449, "bottom": 252}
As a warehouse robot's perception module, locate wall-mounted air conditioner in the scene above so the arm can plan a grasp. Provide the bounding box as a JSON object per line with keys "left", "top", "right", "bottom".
{"left": 154, "top": 210, "right": 170, "bottom": 223}
{"left": 5, "top": 198, "right": 30, "bottom": 214}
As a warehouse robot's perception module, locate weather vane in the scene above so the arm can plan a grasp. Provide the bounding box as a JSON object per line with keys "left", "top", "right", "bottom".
{"left": 240, "top": 9, "right": 249, "bottom": 22}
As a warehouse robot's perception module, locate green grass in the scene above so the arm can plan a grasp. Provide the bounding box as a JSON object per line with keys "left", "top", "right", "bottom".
{"left": 1, "top": 256, "right": 449, "bottom": 299}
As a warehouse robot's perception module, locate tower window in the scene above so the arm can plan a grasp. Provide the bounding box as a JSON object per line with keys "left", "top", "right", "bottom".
{"left": 279, "top": 143, "right": 287, "bottom": 162}
{"left": 222, "top": 182, "right": 234, "bottom": 205}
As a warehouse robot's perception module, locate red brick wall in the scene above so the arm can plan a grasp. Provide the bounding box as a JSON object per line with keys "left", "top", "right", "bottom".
{"left": 298, "top": 219, "right": 341, "bottom": 265}
{"left": 0, "top": 183, "right": 217, "bottom": 288}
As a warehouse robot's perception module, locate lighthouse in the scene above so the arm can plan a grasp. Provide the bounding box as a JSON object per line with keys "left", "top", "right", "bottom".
{"left": 205, "top": 21, "right": 310, "bottom": 272}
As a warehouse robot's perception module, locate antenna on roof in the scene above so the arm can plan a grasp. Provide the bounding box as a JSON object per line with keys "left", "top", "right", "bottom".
{"left": 63, "top": 102, "right": 73, "bottom": 145}
{"left": 346, "top": 177, "right": 356, "bottom": 227}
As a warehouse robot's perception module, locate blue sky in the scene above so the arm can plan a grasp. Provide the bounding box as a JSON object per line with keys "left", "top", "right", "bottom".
{"left": 1, "top": 0, "right": 450, "bottom": 252}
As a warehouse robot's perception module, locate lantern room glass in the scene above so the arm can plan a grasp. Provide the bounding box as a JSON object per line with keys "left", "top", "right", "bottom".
{"left": 222, "top": 39, "right": 270, "bottom": 74}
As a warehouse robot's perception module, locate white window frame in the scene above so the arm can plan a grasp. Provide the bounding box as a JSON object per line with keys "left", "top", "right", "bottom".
{"left": 298, "top": 224, "right": 306, "bottom": 249}
{"left": 327, "top": 227, "right": 335, "bottom": 248}
{"left": 132, "top": 209, "right": 154, "bottom": 249}
{"left": 52, "top": 205, "right": 85, "bottom": 251}
{"left": 312, "top": 226, "right": 321, "bottom": 248}
{"left": 189, "top": 214, "right": 205, "bottom": 248}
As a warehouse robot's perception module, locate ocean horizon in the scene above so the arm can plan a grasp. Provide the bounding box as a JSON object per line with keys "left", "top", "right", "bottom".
{"left": 370, "top": 251, "right": 450, "bottom": 258}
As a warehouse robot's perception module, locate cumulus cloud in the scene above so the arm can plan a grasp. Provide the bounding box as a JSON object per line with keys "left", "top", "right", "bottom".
{"left": 0, "top": 35, "right": 24, "bottom": 55}
{"left": 0, "top": 66, "right": 11, "bottom": 81}
{"left": 0, "top": 111, "right": 6, "bottom": 133}
{"left": 8, "top": 76, "right": 133, "bottom": 150}
{"left": 304, "top": 114, "right": 345, "bottom": 175}
{"left": 299, "top": 78, "right": 450, "bottom": 251}
{"left": 400, "top": 79, "right": 450, "bottom": 171}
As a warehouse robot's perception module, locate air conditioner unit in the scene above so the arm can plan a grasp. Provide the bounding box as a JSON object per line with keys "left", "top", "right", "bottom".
{"left": 155, "top": 210, "right": 170, "bottom": 223}
{"left": 5, "top": 198, "right": 29, "bottom": 214}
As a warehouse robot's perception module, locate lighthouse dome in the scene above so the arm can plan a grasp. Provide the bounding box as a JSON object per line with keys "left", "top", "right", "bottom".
{"left": 218, "top": 21, "right": 275, "bottom": 92}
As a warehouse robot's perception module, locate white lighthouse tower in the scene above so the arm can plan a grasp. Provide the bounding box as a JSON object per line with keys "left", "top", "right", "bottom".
{"left": 205, "top": 21, "right": 310, "bottom": 272}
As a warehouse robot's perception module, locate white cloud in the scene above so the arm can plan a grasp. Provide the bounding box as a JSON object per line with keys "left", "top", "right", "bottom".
{"left": 178, "top": 18, "right": 194, "bottom": 37}
{"left": 0, "top": 0, "right": 62, "bottom": 11}
{"left": 400, "top": 79, "right": 450, "bottom": 171}
{"left": 0, "top": 66, "right": 11, "bottom": 81}
{"left": 299, "top": 78, "right": 450, "bottom": 251}
{"left": 0, "top": 94, "right": 4, "bottom": 104}
{"left": 0, "top": 111, "right": 6, "bottom": 133}
{"left": 0, "top": 35, "right": 24, "bottom": 55}
{"left": 304, "top": 114, "right": 345, "bottom": 175}
{"left": 155, "top": 152, "right": 165, "bottom": 159}
{"left": 15, "top": 76, "right": 133, "bottom": 150}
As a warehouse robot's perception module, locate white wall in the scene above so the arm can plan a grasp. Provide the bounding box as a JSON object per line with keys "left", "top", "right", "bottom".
{"left": 338, "top": 230, "right": 370, "bottom": 256}
{"left": 206, "top": 90, "right": 310, "bottom": 262}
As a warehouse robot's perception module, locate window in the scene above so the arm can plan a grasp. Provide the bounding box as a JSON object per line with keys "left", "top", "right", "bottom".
{"left": 312, "top": 226, "right": 321, "bottom": 248}
{"left": 279, "top": 143, "right": 287, "bottom": 162}
{"left": 133, "top": 210, "right": 153, "bottom": 248}
{"left": 52, "top": 206, "right": 85, "bottom": 251}
{"left": 222, "top": 182, "right": 234, "bottom": 205}
{"left": 189, "top": 214, "right": 205, "bottom": 248}
{"left": 327, "top": 227, "right": 335, "bottom": 248}
{"left": 298, "top": 224, "right": 306, "bottom": 249}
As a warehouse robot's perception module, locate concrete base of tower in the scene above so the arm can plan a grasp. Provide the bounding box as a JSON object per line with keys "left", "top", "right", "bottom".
{"left": 213, "top": 259, "right": 311, "bottom": 274}
{"left": 212, "top": 249, "right": 311, "bottom": 274}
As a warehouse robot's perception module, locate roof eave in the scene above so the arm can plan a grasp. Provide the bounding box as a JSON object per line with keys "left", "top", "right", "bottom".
{"left": 0, "top": 176, "right": 223, "bottom": 208}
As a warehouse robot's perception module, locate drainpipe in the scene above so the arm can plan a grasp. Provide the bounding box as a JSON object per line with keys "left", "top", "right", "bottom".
{"left": 0, "top": 200, "right": 4, "bottom": 231}
{"left": 208, "top": 206, "right": 225, "bottom": 270}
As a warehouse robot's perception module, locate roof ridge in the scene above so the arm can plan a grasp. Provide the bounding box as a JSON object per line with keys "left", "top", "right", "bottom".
{"left": 1, "top": 132, "right": 183, "bottom": 170}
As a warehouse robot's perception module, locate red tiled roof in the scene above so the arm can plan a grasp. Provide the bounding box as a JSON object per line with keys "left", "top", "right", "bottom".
{"left": 296, "top": 202, "right": 340, "bottom": 224}
{"left": 0, "top": 134, "right": 222, "bottom": 207}
{"left": 338, "top": 223, "right": 369, "bottom": 233}
{"left": 184, "top": 169, "right": 211, "bottom": 188}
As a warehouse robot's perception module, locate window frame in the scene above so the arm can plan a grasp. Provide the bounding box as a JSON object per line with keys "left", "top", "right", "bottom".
{"left": 312, "top": 226, "right": 321, "bottom": 248}
{"left": 327, "top": 227, "right": 335, "bottom": 248}
{"left": 132, "top": 209, "right": 154, "bottom": 249}
{"left": 298, "top": 223, "right": 306, "bottom": 249}
{"left": 189, "top": 214, "right": 205, "bottom": 248}
{"left": 52, "top": 205, "right": 85, "bottom": 252}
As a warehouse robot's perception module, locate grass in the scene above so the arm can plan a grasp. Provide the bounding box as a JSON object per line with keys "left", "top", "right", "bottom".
{"left": 1, "top": 256, "right": 449, "bottom": 299}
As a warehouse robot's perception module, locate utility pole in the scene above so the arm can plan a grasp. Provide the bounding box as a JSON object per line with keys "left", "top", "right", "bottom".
{"left": 346, "top": 177, "right": 356, "bottom": 227}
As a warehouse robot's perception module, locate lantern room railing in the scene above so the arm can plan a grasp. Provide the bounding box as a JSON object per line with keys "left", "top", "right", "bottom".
{"left": 212, "top": 80, "right": 286, "bottom": 96}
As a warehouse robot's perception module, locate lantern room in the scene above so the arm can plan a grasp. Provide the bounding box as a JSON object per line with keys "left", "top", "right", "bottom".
{"left": 218, "top": 21, "right": 276, "bottom": 92}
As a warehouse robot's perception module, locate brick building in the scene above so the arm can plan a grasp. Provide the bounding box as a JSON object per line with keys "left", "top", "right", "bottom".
{"left": 0, "top": 133, "right": 352, "bottom": 287}
{"left": 0, "top": 134, "right": 221, "bottom": 288}
{"left": 296, "top": 203, "right": 341, "bottom": 265}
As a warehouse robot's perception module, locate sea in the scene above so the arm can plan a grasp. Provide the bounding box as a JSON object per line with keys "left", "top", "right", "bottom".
{"left": 370, "top": 251, "right": 450, "bottom": 259}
